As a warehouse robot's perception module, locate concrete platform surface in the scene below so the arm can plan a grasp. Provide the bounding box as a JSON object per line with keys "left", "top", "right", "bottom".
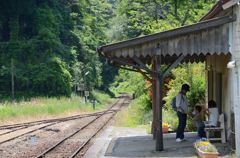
{"left": 83, "top": 127, "right": 199, "bottom": 158}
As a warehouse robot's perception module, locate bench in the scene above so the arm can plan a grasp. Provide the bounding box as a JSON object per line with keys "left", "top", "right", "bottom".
{"left": 204, "top": 113, "right": 226, "bottom": 143}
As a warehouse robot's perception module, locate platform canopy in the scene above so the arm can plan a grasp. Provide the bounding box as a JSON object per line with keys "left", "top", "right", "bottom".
{"left": 97, "top": 14, "right": 236, "bottom": 151}
{"left": 98, "top": 15, "right": 235, "bottom": 67}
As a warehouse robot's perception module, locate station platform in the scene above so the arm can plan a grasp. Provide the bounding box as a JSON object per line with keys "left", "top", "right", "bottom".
{"left": 83, "top": 127, "right": 199, "bottom": 158}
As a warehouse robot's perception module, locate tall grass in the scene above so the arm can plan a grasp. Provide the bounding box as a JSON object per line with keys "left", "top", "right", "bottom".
{"left": 91, "top": 90, "right": 113, "bottom": 109}
{"left": 115, "top": 101, "right": 183, "bottom": 133}
{"left": 115, "top": 94, "right": 196, "bottom": 132}
{"left": 115, "top": 94, "right": 152, "bottom": 128}
{"left": 0, "top": 90, "right": 113, "bottom": 122}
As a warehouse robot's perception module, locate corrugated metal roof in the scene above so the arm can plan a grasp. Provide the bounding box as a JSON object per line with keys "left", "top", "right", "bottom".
{"left": 98, "top": 15, "right": 235, "bottom": 64}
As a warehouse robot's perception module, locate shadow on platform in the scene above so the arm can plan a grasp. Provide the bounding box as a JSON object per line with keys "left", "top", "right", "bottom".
{"left": 105, "top": 134, "right": 197, "bottom": 157}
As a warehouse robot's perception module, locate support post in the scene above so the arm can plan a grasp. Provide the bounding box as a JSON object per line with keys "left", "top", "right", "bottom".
{"left": 111, "top": 54, "right": 184, "bottom": 151}
{"left": 151, "top": 62, "right": 157, "bottom": 139}
{"left": 154, "top": 55, "right": 163, "bottom": 151}
{"left": 155, "top": 54, "right": 185, "bottom": 151}
{"left": 234, "top": 63, "right": 240, "bottom": 158}
{"left": 232, "top": 5, "right": 240, "bottom": 157}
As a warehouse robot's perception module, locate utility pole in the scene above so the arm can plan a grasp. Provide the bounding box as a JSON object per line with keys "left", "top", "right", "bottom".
{"left": 11, "top": 58, "right": 15, "bottom": 100}
{"left": 9, "top": 13, "right": 19, "bottom": 101}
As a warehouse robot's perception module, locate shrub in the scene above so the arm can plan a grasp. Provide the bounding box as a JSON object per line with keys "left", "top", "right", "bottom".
{"left": 164, "top": 63, "right": 205, "bottom": 131}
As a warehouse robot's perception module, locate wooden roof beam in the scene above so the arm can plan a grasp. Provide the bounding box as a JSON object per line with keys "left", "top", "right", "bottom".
{"left": 109, "top": 57, "right": 157, "bottom": 74}
{"left": 162, "top": 54, "right": 185, "bottom": 78}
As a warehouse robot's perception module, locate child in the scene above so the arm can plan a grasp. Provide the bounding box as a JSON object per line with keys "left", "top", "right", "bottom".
{"left": 205, "top": 100, "right": 219, "bottom": 127}
{"left": 193, "top": 106, "right": 206, "bottom": 138}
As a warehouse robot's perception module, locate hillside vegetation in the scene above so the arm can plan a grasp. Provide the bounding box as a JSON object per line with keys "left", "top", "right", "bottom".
{"left": 0, "top": 0, "right": 216, "bottom": 126}
{"left": 0, "top": 0, "right": 117, "bottom": 99}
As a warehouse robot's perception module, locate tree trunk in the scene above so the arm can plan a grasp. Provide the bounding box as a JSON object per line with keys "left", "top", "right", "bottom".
{"left": 9, "top": 14, "right": 19, "bottom": 41}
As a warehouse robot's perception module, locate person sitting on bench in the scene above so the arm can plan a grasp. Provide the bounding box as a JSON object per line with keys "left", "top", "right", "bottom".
{"left": 204, "top": 100, "right": 219, "bottom": 127}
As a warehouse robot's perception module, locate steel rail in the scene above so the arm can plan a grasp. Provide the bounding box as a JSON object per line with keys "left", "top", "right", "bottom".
{"left": 35, "top": 98, "right": 123, "bottom": 158}
{"left": 0, "top": 111, "right": 117, "bottom": 145}
{"left": 69, "top": 98, "right": 127, "bottom": 158}
{"left": 0, "top": 111, "right": 117, "bottom": 137}
{"left": 0, "top": 100, "right": 121, "bottom": 144}
{"left": 0, "top": 109, "right": 118, "bottom": 130}
{"left": 0, "top": 122, "right": 57, "bottom": 145}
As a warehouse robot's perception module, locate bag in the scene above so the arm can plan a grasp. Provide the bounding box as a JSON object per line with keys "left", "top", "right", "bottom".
{"left": 171, "top": 96, "right": 177, "bottom": 111}
{"left": 172, "top": 94, "right": 186, "bottom": 112}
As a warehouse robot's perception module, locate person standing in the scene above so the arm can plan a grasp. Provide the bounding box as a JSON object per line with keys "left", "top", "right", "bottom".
{"left": 176, "top": 84, "right": 190, "bottom": 142}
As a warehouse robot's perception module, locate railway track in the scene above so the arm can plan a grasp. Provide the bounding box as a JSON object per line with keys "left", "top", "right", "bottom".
{"left": 35, "top": 97, "right": 126, "bottom": 158}
{"left": 0, "top": 95, "right": 130, "bottom": 131}
{"left": 0, "top": 110, "right": 116, "bottom": 137}
{"left": 0, "top": 108, "right": 117, "bottom": 130}
{"left": 0, "top": 99, "right": 121, "bottom": 145}
{"left": 0, "top": 95, "right": 131, "bottom": 158}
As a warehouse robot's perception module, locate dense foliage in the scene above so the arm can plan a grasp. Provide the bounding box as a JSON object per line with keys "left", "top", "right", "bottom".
{"left": 107, "top": 0, "right": 217, "bottom": 41}
{"left": 0, "top": 0, "right": 217, "bottom": 113}
{"left": 110, "top": 0, "right": 216, "bottom": 99}
{"left": 0, "top": 0, "right": 117, "bottom": 99}
{"left": 110, "top": 0, "right": 217, "bottom": 130}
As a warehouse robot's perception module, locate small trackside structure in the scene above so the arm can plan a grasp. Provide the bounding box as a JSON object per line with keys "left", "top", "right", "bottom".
{"left": 97, "top": 0, "right": 240, "bottom": 157}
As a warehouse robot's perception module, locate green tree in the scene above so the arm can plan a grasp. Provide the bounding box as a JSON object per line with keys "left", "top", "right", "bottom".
{"left": 0, "top": 1, "right": 75, "bottom": 98}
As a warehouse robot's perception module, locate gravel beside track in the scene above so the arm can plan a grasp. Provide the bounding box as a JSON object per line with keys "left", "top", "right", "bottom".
{"left": 0, "top": 95, "right": 131, "bottom": 158}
